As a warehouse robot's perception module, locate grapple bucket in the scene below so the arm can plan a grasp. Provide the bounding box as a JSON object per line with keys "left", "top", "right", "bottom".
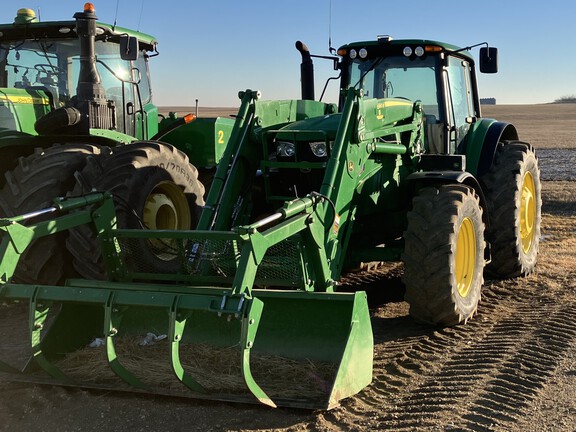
{"left": 1, "top": 283, "right": 371, "bottom": 409}
{"left": 0, "top": 194, "right": 373, "bottom": 409}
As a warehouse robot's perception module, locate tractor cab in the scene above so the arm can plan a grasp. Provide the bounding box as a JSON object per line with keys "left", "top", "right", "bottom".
{"left": 0, "top": 5, "right": 159, "bottom": 139}
{"left": 335, "top": 37, "right": 497, "bottom": 155}
{"left": 298, "top": 37, "right": 498, "bottom": 157}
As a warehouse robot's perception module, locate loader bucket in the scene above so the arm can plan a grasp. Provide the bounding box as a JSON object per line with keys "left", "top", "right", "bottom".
{"left": 0, "top": 193, "right": 373, "bottom": 409}
{"left": 1, "top": 282, "right": 373, "bottom": 409}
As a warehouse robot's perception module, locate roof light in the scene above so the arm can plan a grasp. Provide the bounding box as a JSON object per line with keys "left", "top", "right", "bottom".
{"left": 403, "top": 46, "right": 413, "bottom": 57}
{"left": 377, "top": 35, "right": 393, "bottom": 43}
{"left": 14, "top": 8, "right": 38, "bottom": 24}
{"left": 359, "top": 48, "right": 368, "bottom": 59}
{"left": 349, "top": 49, "right": 357, "bottom": 59}
{"left": 415, "top": 46, "right": 425, "bottom": 57}
{"left": 183, "top": 113, "right": 197, "bottom": 124}
{"left": 337, "top": 48, "right": 347, "bottom": 56}
{"left": 425, "top": 45, "right": 443, "bottom": 53}
{"left": 84, "top": 3, "right": 96, "bottom": 13}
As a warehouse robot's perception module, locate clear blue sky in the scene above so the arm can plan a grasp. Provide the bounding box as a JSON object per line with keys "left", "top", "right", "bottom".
{"left": 2, "top": 1, "right": 574, "bottom": 106}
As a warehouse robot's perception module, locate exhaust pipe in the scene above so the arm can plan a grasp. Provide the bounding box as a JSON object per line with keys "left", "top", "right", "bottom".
{"left": 37, "top": 3, "right": 116, "bottom": 135}
{"left": 74, "top": 5, "right": 106, "bottom": 105}
{"left": 68, "top": 3, "right": 115, "bottom": 133}
{"left": 295, "top": 41, "right": 315, "bottom": 101}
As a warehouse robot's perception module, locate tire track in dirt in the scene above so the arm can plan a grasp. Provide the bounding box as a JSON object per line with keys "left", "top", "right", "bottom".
{"left": 321, "top": 273, "right": 576, "bottom": 431}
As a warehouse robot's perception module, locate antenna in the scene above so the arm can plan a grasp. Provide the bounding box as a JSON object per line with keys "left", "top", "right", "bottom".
{"left": 328, "top": 0, "right": 336, "bottom": 54}
{"left": 113, "top": 0, "right": 119, "bottom": 31}
{"left": 137, "top": 0, "right": 145, "bottom": 31}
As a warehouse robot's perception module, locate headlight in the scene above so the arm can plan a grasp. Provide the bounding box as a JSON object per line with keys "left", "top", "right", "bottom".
{"left": 309, "top": 142, "right": 327, "bottom": 157}
{"left": 276, "top": 141, "right": 296, "bottom": 157}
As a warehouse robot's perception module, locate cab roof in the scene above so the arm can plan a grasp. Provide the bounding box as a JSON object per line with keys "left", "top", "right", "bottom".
{"left": 0, "top": 18, "right": 157, "bottom": 52}
{"left": 338, "top": 38, "right": 473, "bottom": 62}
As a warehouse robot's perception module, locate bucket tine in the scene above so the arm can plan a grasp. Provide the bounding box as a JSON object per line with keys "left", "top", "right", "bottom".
{"left": 240, "top": 297, "right": 276, "bottom": 408}
{"left": 104, "top": 292, "right": 149, "bottom": 390}
{"left": 29, "top": 288, "right": 74, "bottom": 384}
{"left": 169, "top": 296, "right": 206, "bottom": 393}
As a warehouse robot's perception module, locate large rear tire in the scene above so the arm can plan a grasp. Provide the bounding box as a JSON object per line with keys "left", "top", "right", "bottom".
{"left": 480, "top": 141, "right": 541, "bottom": 278}
{"left": 0, "top": 144, "right": 106, "bottom": 284}
{"left": 403, "top": 184, "right": 485, "bottom": 326}
{"left": 66, "top": 141, "right": 205, "bottom": 279}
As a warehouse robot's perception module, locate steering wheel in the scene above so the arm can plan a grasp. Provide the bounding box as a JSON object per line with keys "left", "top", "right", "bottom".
{"left": 34, "top": 63, "right": 64, "bottom": 76}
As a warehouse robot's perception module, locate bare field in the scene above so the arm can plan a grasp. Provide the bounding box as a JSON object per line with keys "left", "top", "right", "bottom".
{"left": 159, "top": 106, "right": 238, "bottom": 118}
{"left": 159, "top": 103, "right": 576, "bottom": 150}
{"left": 0, "top": 104, "right": 575, "bottom": 431}
{"left": 482, "top": 104, "right": 576, "bottom": 149}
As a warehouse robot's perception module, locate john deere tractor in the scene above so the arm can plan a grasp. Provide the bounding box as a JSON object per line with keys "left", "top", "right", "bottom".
{"left": 0, "top": 4, "right": 233, "bottom": 285}
{"left": 0, "top": 11, "right": 540, "bottom": 410}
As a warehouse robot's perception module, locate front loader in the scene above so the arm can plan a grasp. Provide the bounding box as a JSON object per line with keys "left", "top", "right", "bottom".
{"left": 0, "top": 35, "right": 541, "bottom": 408}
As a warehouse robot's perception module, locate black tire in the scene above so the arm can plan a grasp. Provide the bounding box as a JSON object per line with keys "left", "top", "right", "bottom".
{"left": 403, "top": 184, "right": 485, "bottom": 326}
{"left": 480, "top": 142, "right": 541, "bottom": 278}
{"left": 0, "top": 144, "right": 107, "bottom": 284}
{"left": 66, "top": 141, "right": 205, "bottom": 279}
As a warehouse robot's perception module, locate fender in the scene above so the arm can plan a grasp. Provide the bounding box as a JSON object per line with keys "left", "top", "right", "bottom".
{"left": 465, "top": 119, "right": 518, "bottom": 177}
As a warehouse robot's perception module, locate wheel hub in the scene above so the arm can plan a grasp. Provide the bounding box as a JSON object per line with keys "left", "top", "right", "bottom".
{"left": 142, "top": 181, "right": 191, "bottom": 261}
{"left": 520, "top": 171, "right": 536, "bottom": 254}
{"left": 456, "top": 217, "right": 476, "bottom": 298}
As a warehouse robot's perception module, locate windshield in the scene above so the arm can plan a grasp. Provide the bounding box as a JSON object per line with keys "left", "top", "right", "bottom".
{"left": 350, "top": 55, "right": 440, "bottom": 119}
{"left": 0, "top": 38, "right": 135, "bottom": 102}
{"left": 0, "top": 38, "right": 150, "bottom": 133}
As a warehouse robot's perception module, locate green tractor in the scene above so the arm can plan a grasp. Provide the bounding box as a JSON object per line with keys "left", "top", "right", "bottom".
{"left": 0, "top": 11, "right": 541, "bottom": 410}
{"left": 0, "top": 4, "right": 233, "bottom": 284}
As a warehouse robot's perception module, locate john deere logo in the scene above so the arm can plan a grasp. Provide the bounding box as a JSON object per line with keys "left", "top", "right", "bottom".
{"left": 376, "top": 102, "right": 386, "bottom": 120}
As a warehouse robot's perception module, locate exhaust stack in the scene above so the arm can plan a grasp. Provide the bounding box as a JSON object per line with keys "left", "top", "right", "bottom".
{"left": 72, "top": 3, "right": 115, "bottom": 132}
{"left": 295, "top": 41, "right": 315, "bottom": 101}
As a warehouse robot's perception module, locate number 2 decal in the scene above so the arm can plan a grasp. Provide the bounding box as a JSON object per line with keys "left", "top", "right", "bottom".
{"left": 217, "top": 130, "right": 225, "bottom": 144}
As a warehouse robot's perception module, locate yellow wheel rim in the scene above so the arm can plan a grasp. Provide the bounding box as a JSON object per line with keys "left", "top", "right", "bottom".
{"left": 143, "top": 181, "right": 191, "bottom": 260}
{"left": 456, "top": 217, "right": 476, "bottom": 298}
{"left": 520, "top": 171, "right": 536, "bottom": 254}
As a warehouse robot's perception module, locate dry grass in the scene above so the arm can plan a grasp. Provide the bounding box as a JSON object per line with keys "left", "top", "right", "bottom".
{"left": 56, "top": 337, "right": 336, "bottom": 399}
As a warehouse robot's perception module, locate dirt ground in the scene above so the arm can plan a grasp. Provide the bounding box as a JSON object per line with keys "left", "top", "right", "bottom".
{"left": 0, "top": 104, "right": 575, "bottom": 431}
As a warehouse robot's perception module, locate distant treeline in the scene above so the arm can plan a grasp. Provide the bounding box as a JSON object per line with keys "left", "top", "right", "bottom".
{"left": 553, "top": 95, "right": 576, "bottom": 103}
{"left": 480, "top": 98, "right": 496, "bottom": 105}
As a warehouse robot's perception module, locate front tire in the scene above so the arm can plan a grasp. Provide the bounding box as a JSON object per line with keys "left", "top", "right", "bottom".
{"left": 403, "top": 184, "right": 485, "bottom": 326}
{"left": 66, "top": 141, "right": 205, "bottom": 279}
{"left": 0, "top": 144, "right": 106, "bottom": 284}
{"left": 480, "top": 142, "right": 541, "bottom": 278}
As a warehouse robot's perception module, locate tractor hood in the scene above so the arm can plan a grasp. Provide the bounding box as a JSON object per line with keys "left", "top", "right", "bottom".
{"left": 274, "top": 112, "right": 342, "bottom": 142}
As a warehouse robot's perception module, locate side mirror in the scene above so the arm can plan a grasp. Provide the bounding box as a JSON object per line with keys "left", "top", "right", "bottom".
{"left": 479, "top": 47, "right": 498, "bottom": 73}
{"left": 120, "top": 35, "right": 139, "bottom": 61}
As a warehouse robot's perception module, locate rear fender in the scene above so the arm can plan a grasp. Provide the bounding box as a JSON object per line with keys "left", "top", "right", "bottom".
{"left": 464, "top": 119, "right": 518, "bottom": 177}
